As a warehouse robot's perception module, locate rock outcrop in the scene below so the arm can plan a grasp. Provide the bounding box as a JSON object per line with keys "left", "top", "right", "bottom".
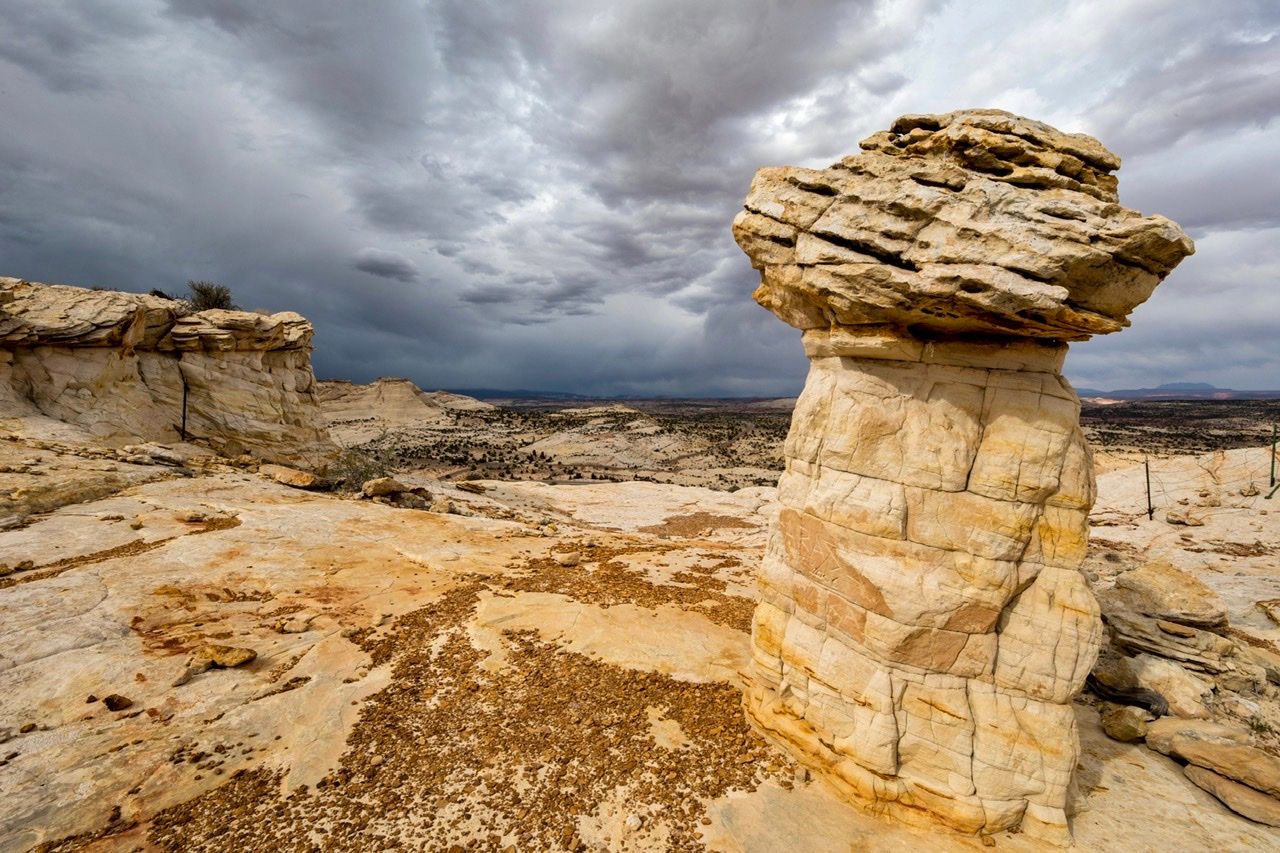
{"left": 0, "top": 277, "right": 333, "bottom": 465}
{"left": 317, "top": 377, "right": 494, "bottom": 446}
{"left": 733, "top": 109, "right": 1194, "bottom": 842}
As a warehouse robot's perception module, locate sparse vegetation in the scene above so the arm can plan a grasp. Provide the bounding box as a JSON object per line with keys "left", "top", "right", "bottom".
{"left": 1082, "top": 399, "right": 1280, "bottom": 455}
{"left": 185, "top": 280, "right": 239, "bottom": 311}
{"left": 326, "top": 400, "right": 791, "bottom": 491}
{"left": 322, "top": 443, "right": 398, "bottom": 491}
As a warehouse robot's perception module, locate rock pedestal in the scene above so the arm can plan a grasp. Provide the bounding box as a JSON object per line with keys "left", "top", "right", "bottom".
{"left": 733, "top": 109, "right": 1194, "bottom": 843}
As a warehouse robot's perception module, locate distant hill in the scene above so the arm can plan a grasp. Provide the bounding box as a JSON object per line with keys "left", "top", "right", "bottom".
{"left": 444, "top": 388, "right": 596, "bottom": 401}
{"left": 1076, "top": 382, "right": 1280, "bottom": 401}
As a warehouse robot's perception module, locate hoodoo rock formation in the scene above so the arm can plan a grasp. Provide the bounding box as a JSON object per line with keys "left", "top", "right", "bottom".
{"left": 733, "top": 109, "right": 1194, "bottom": 842}
{"left": 0, "top": 277, "right": 333, "bottom": 465}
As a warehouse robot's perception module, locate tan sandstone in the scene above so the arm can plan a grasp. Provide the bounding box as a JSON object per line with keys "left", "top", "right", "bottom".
{"left": 0, "top": 277, "right": 333, "bottom": 465}
{"left": 1184, "top": 765, "right": 1280, "bottom": 828}
{"left": 733, "top": 108, "right": 1193, "bottom": 843}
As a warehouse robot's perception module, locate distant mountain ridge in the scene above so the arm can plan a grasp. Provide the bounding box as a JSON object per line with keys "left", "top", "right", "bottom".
{"left": 1076, "top": 382, "right": 1280, "bottom": 401}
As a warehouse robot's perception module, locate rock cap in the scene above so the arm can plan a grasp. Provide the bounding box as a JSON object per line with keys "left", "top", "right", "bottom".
{"left": 733, "top": 109, "right": 1194, "bottom": 341}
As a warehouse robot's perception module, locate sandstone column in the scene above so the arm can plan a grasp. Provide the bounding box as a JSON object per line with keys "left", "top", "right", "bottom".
{"left": 732, "top": 110, "right": 1193, "bottom": 843}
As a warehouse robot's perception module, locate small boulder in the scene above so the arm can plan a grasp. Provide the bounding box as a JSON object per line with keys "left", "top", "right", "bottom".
{"left": 102, "top": 694, "right": 133, "bottom": 712}
{"left": 1115, "top": 561, "right": 1227, "bottom": 627}
{"left": 200, "top": 645, "right": 257, "bottom": 668}
{"left": 173, "top": 644, "right": 257, "bottom": 686}
{"left": 362, "top": 476, "right": 409, "bottom": 498}
{"left": 455, "top": 481, "right": 486, "bottom": 494}
{"left": 1101, "top": 704, "right": 1152, "bottom": 742}
{"left": 554, "top": 551, "right": 581, "bottom": 567}
{"left": 259, "top": 464, "right": 318, "bottom": 489}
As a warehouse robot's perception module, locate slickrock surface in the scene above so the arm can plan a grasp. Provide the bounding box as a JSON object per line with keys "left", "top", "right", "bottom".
{"left": 2, "top": 421, "right": 1278, "bottom": 851}
{"left": 733, "top": 109, "right": 1194, "bottom": 842}
{"left": 0, "top": 278, "right": 333, "bottom": 465}
{"left": 1082, "top": 446, "right": 1280, "bottom": 828}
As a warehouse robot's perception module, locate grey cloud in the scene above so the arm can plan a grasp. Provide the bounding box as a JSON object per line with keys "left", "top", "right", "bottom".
{"left": 0, "top": 0, "right": 1276, "bottom": 397}
{"left": 353, "top": 248, "right": 420, "bottom": 282}
{"left": 1091, "top": 8, "right": 1280, "bottom": 156}
{"left": 165, "top": 0, "right": 443, "bottom": 151}
{"left": 0, "top": 1, "right": 151, "bottom": 92}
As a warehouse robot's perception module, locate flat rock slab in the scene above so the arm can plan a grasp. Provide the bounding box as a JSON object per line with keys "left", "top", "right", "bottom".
{"left": 3, "top": 470, "right": 1278, "bottom": 851}
{"left": 1185, "top": 765, "right": 1280, "bottom": 827}
{"left": 1116, "top": 560, "right": 1227, "bottom": 627}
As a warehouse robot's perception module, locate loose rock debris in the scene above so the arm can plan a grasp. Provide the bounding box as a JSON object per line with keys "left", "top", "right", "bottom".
{"left": 146, "top": 579, "right": 795, "bottom": 852}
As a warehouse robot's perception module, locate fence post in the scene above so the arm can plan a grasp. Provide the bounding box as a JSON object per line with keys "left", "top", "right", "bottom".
{"left": 1144, "top": 455, "right": 1154, "bottom": 520}
{"left": 1271, "top": 424, "right": 1276, "bottom": 488}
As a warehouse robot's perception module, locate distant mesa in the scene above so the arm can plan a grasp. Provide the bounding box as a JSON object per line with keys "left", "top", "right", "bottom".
{"left": 1077, "top": 382, "right": 1280, "bottom": 401}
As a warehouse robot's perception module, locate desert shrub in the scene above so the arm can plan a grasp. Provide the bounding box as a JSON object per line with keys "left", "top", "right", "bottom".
{"left": 321, "top": 444, "right": 398, "bottom": 491}
{"left": 186, "top": 280, "right": 239, "bottom": 311}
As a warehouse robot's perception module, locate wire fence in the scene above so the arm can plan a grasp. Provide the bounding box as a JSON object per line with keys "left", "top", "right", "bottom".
{"left": 1132, "top": 434, "right": 1278, "bottom": 522}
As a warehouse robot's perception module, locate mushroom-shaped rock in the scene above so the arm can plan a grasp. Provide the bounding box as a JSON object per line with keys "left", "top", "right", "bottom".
{"left": 733, "top": 109, "right": 1193, "bottom": 845}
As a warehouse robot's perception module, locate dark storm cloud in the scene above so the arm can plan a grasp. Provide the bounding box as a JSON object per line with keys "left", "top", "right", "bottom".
{"left": 166, "top": 0, "right": 443, "bottom": 151}
{"left": 0, "top": 1, "right": 1276, "bottom": 396}
{"left": 1087, "top": 4, "right": 1280, "bottom": 156}
{"left": 353, "top": 248, "right": 419, "bottom": 282}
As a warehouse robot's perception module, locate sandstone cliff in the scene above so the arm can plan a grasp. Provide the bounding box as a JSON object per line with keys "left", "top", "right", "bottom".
{"left": 733, "top": 109, "right": 1194, "bottom": 843}
{"left": 0, "top": 277, "right": 333, "bottom": 465}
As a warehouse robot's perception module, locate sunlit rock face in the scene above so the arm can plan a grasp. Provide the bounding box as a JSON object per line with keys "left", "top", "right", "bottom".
{"left": 0, "top": 277, "right": 334, "bottom": 465}
{"left": 733, "top": 109, "right": 1194, "bottom": 843}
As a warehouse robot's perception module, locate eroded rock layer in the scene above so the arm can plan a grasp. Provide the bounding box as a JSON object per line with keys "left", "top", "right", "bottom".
{"left": 0, "top": 277, "right": 333, "bottom": 465}
{"left": 733, "top": 109, "right": 1194, "bottom": 843}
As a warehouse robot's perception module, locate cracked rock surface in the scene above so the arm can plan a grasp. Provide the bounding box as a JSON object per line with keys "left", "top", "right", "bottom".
{"left": 1, "top": 429, "right": 1277, "bottom": 851}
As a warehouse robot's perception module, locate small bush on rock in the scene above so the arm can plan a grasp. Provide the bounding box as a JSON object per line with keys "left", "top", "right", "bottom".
{"left": 321, "top": 445, "right": 398, "bottom": 492}
{"left": 186, "top": 280, "right": 239, "bottom": 311}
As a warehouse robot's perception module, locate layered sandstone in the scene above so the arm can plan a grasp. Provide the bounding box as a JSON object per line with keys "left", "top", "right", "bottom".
{"left": 733, "top": 109, "right": 1194, "bottom": 842}
{"left": 0, "top": 277, "right": 333, "bottom": 465}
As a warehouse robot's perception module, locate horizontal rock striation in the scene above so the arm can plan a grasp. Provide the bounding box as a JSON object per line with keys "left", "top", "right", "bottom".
{"left": 0, "top": 277, "right": 333, "bottom": 465}
{"left": 733, "top": 110, "right": 1194, "bottom": 843}
{"left": 734, "top": 109, "right": 1192, "bottom": 342}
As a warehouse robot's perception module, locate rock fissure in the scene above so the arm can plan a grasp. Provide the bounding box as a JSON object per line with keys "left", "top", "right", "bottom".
{"left": 734, "top": 108, "right": 1193, "bottom": 844}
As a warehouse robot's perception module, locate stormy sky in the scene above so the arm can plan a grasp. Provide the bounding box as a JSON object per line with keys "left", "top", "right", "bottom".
{"left": 1, "top": 1, "right": 1277, "bottom": 396}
